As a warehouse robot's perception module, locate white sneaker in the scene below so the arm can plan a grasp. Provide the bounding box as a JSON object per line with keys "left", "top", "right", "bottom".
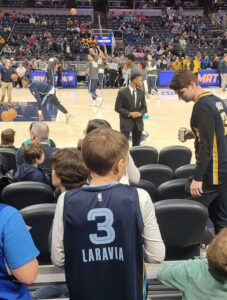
{"left": 90, "top": 100, "right": 97, "bottom": 107}
{"left": 65, "top": 113, "right": 73, "bottom": 123}
{"left": 96, "top": 97, "right": 103, "bottom": 107}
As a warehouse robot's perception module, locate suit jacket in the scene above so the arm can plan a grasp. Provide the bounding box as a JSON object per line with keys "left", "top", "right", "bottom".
{"left": 115, "top": 87, "right": 147, "bottom": 132}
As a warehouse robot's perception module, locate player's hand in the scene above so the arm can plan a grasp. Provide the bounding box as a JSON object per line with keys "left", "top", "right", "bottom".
{"left": 38, "top": 113, "right": 44, "bottom": 121}
{"left": 190, "top": 180, "right": 203, "bottom": 197}
{"left": 184, "top": 129, "right": 195, "bottom": 140}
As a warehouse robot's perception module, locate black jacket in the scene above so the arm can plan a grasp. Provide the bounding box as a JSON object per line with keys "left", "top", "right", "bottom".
{"left": 115, "top": 87, "right": 147, "bottom": 132}
{"left": 13, "top": 163, "right": 46, "bottom": 183}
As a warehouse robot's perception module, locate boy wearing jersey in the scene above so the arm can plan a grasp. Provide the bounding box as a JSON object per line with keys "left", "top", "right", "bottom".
{"left": 51, "top": 128, "right": 165, "bottom": 300}
{"left": 170, "top": 70, "right": 227, "bottom": 233}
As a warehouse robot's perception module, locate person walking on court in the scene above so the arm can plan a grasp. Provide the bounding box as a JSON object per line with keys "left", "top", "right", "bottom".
{"left": 22, "top": 77, "right": 72, "bottom": 122}
{"left": 115, "top": 73, "right": 147, "bottom": 146}
{"left": 86, "top": 53, "right": 103, "bottom": 107}
{"left": 0, "top": 59, "right": 15, "bottom": 106}
{"left": 170, "top": 69, "right": 227, "bottom": 233}
{"left": 220, "top": 54, "right": 227, "bottom": 92}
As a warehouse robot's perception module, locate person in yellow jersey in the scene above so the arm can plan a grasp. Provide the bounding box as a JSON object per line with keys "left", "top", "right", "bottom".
{"left": 171, "top": 57, "right": 182, "bottom": 72}
{"left": 182, "top": 56, "right": 190, "bottom": 70}
{"left": 192, "top": 55, "right": 201, "bottom": 77}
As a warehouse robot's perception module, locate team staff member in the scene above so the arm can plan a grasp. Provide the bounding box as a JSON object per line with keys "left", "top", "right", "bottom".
{"left": 170, "top": 70, "right": 227, "bottom": 233}
{"left": 115, "top": 73, "right": 147, "bottom": 146}
{"left": 51, "top": 128, "right": 165, "bottom": 300}
{"left": 0, "top": 59, "right": 15, "bottom": 105}
{"left": 22, "top": 77, "right": 72, "bottom": 122}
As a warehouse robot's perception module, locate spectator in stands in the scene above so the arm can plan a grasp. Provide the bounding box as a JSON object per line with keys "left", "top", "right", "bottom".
{"left": 16, "top": 122, "right": 56, "bottom": 171}
{"left": 125, "top": 53, "right": 139, "bottom": 75}
{"left": 0, "top": 35, "right": 5, "bottom": 46}
{"left": 201, "top": 55, "right": 212, "bottom": 69}
{"left": 52, "top": 128, "right": 165, "bottom": 300}
{"left": 13, "top": 143, "right": 46, "bottom": 183}
{"left": 182, "top": 56, "right": 190, "bottom": 70}
{"left": 16, "top": 62, "right": 26, "bottom": 88}
{"left": 0, "top": 203, "right": 39, "bottom": 299}
{"left": 0, "top": 59, "right": 15, "bottom": 106}
{"left": 158, "top": 228, "right": 227, "bottom": 300}
{"left": 146, "top": 53, "right": 158, "bottom": 95}
{"left": 220, "top": 54, "right": 227, "bottom": 92}
{"left": 171, "top": 57, "right": 182, "bottom": 71}
{"left": 0, "top": 128, "right": 17, "bottom": 150}
{"left": 192, "top": 55, "right": 201, "bottom": 77}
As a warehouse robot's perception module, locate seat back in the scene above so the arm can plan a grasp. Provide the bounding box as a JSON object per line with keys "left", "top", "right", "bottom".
{"left": 129, "top": 146, "right": 158, "bottom": 168}
{"left": 157, "top": 178, "right": 187, "bottom": 201}
{"left": 155, "top": 199, "right": 208, "bottom": 260}
{"left": 1, "top": 182, "right": 55, "bottom": 210}
{"left": 0, "top": 148, "right": 17, "bottom": 172}
{"left": 158, "top": 146, "right": 192, "bottom": 171}
{"left": 139, "top": 164, "right": 173, "bottom": 187}
{"left": 174, "top": 164, "right": 196, "bottom": 179}
{"left": 131, "top": 179, "right": 157, "bottom": 202}
{"left": 21, "top": 203, "right": 56, "bottom": 264}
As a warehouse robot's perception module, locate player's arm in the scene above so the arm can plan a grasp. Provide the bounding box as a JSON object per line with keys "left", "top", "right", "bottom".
{"left": 193, "top": 103, "right": 215, "bottom": 182}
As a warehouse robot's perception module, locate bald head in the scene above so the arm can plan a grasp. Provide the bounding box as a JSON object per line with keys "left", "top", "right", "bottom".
{"left": 31, "top": 122, "right": 49, "bottom": 142}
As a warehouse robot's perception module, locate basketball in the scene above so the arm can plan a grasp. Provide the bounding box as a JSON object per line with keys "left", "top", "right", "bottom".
{"left": 1, "top": 109, "right": 17, "bottom": 122}
{"left": 11, "top": 74, "right": 18, "bottom": 81}
{"left": 70, "top": 8, "right": 77, "bottom": 15}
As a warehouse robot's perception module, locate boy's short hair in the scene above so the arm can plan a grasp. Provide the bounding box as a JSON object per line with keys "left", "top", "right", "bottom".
{"left": 169, "top": 70, "right": 198, "bottom": 91}
{"left": 23, "top": 143, "right": 44, "bottom": 164}
{"left": 130, "top": 73, "right": 142, "bottom": 82}
{"left": 51, "top": 148, "right": 89, "bottom": 190}
{"left": 82, "top": 128, "right": 129, "bottom": 176}
{"left": 125, "top": 53, "right": 135, "bottom": 62}
{"left": 1, "top": 128, "right": 15, "bottom": 145}
{"left": 207, "top": 228, "right": 227, "bottom": 282}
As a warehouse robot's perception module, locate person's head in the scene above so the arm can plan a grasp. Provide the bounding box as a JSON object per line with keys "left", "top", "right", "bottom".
{"left": 138, "top": 61, "right": 146, "bottom": 70}
{"left": 22, "top": 76, "right": 30, "bottom": 88}
{"left": 125, "top": 53, "right": 135, "bottom": 66}
{"left": 5, "top": 59, "right": 11, "bottom": 68}
{"left": 1, "top": 128, "right": 15, "bottom": 146}
{"left": 169, "top": 70, "right": 200, "bottom": 102}
{"left": 207, "top": 228, "right": 227, "bottom": 282}
{"left": 51, "top": 148, "right": 89, "bottom": 191}
{"left": 30, "top": 122, "right": 49, "bottom": 143}
{"left": 82, "top": 128, "right": 129, "bottom": 181}
{"left": 147, "top": 53, "right": 153, "bottom": 60}
{"left": 23, "top": 143, "right": 45, "bottom": 165}
{"left": 85, "top": 119, "right": 111, "bottom": 135}
{"left": 130, "top": 73, "right": 143, "bottom": 89}
{"left": 223, "top": 54, "right": 227, "bottom": 62}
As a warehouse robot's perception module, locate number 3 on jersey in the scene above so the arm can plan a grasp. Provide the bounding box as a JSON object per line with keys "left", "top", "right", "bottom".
{"left": 87, "top": 208, "right": 115, "bottom": 245}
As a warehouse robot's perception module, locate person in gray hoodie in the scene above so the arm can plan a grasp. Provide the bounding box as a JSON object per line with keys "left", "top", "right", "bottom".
{"left": 13, "top": 143, "right": 46, "bottom": 183}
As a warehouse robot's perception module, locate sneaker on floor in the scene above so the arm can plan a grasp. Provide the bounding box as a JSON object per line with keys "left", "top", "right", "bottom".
{"left": 96, "top": 97, "right": 103, "bottom": 107}
{"left": 141, "top": 131, "right": 150, "bottom": 142}
{"left": 65, "top": 113, "right": 73, "bottom": 123}
{"left": 90, "top": 100, "right": 97, "bottom": 107}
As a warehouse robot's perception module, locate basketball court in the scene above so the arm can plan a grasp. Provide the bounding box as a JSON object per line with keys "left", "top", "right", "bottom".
{"left": 0, "top": 86, "right": 226, "bottom": 163}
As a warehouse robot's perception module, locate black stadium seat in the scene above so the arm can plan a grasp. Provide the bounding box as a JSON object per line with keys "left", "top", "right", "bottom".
{"left": 155, "top": 199, "right": 208, "bottom": 260}
{"left": 139, "top": 164, "right": 173, "bottom": 187}
{"left": 157, "top": 178, "right": 187, "bottom": 201}
{"left": 130, "top": 146, "right": 158, "bottom": 168}
{"left": 1, "top": 182, "right": 55, "bottom": 210}
{"left": 158, "top": 145, "right": 192, "bottom": 171}
{"left": 21, "top": 203, "right": 56, "bottom": 264}
{"left": 131, "top": 179, "right": 157, "bottom": 202}
{"left": 174, "top": 164, "right": 196, "bottom": 179}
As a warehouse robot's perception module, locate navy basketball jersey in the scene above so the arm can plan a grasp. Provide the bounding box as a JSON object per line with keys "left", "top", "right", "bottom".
{"left": 63, "top": 183, "right": 146, "bottom": 300}
{"left": 191, "top": 92, "right": 227, "bottom": 185}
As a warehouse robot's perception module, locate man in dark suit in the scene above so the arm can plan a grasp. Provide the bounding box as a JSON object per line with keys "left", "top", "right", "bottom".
{"left": 115, "top": 73, "right": 147, "bottom": 146}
